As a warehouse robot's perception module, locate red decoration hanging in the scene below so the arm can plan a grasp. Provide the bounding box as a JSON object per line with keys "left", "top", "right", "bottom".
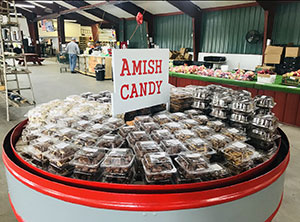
{"left": 136, "top": 12, "right": 143, "bottom": 25}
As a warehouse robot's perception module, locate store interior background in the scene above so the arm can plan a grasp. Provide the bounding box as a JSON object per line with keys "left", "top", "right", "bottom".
{"left": 1, "top": 0, "right": 300, "bottom": 221}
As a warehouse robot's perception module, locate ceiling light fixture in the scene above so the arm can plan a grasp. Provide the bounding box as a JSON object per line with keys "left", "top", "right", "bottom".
{"left": 15, "top": 4, "right": 35, "bottom": 8}
{"left": 34, "top": 1, "right": 53, "bottom": 3}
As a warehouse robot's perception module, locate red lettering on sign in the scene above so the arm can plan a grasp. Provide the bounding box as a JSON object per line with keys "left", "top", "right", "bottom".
{"left": 120, "top": 58, "right": 131, "bottom": 76}
{"left": 155, "top": 60, "right": 162, "bottom": 74}
{"left": 120, "top": 84, "right": 129, "bottom": 100}
{"left": 148, "top": 81, "right": 156, "bottom": 95}
{"left": 130, "top": 83, "right": 139, "bottom": 98}
{"left": 132, "top": 60, "right": 142, "bottom": 75}
{"left": 156, "top": 80, "right": 163, "bottom": 94}
{"left": 139, "top": 82, "right": 147, "bottom": 97}
{"left": 143, "top": 60, "right": 147, "bottom": 74}
{"left": 148, "top": 60, "right": 154, "bottom": 74}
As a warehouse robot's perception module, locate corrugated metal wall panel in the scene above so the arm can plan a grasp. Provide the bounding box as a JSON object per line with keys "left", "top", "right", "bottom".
{"left": 124, "top": 20, "right": 147, "bottom": 48}
{"left": 200, "top": 6, "right": 264, "bottom": 54}
{"left": 272, "top": 2, "right": 300, "bottom": 45}
{"left": 154, "top": 14, "right": 193, "bottom": 51}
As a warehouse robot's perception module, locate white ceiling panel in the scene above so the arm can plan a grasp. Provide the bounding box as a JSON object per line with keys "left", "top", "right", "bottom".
{"left": 55, "top": 1, "right": 103, "bottom": 21}
{"left": 132, "top": 1, "right": 180, "bottom": 14}
{"left": 96, "top": 3, "right": 133, "bottom": 18}
{"left": 191, "top": 1, "right": 255, "bottom": 9}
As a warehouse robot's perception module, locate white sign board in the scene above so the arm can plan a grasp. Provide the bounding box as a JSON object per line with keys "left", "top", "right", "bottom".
{"left": 112, "top": 49, "right": 169, "bottom": 115}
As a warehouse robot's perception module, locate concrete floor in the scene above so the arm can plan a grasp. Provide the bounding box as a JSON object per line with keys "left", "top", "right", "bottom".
{"left": 0, "top": 59, "right": 299, "bottom": 221}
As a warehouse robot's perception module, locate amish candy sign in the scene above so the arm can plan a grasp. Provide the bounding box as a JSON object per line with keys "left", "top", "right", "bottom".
{"left": 112, "top": 49, "right": 169, "bottom": 115}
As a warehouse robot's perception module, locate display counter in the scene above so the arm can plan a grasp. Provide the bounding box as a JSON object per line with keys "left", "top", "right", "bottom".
{"left": 169, "top": 72, "right": 300, "bottom": 127}
{"left": 3, "top": 124, "right": 290, "bottom": 222}
{"left": 77, "top": 55, "right": 112, "bottom": 80}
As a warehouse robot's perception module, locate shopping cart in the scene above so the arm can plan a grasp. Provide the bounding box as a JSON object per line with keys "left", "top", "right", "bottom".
{"left": 57, "top": 53, "right": 69, "bottom": 73}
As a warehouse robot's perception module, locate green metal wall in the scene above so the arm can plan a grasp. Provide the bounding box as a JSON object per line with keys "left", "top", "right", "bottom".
{"left": 272, "top": 2, "right": 300, "bottom": 45}
{"left": 124, "top": 20, "right": 147, "bottom": 48}
{"left": 154, "top": 14, "right": 193, "bottom": 51}
{"left": 200, "top": 6, "right": 265, "bottom": 54}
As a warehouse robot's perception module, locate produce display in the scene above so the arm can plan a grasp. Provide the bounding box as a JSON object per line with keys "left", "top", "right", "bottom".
{"left": 282, "top": 69, "right": 300, "bottom": 86}
{"left": 169, "top": 65, "right": 255, "bottom": 81}
{"left": 15, "top": 86, "right": 280, "bottom": 185}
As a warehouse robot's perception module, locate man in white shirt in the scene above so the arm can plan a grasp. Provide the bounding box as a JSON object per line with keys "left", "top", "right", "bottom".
{"left": 66, "top": 37, "right": 80, "bottom": 73}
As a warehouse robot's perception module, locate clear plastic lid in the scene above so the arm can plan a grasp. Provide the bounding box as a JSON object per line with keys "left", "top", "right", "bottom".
{"left": 211, "top": 95, "right": 232, "bottom": 108}
{"left": 97, "top": 97, "right": 111, "bottom": 103}
{"left": 99, "top": 90, "right": 111, "bottom": 98}
{"left": 221, "top": 141, "right": 262, "bottom": 167}
{"left": 184, "top": 109, "right": 203, "bottom": 117}
{"left": 252, "top": 114, "right": 278, "bottom": 131}
{"left": 22, "top": 129, "right": 42, "bottom": 143}
{"left": 90, "top": 114, "right": 107, "bottom": 124}
{"left": 142, "top": 152, "right": 177, "bottom": 176}
{"left": 210, "top": 108, "right": 228, "bottom": 120}
{"left": 169, "top": 112, "right": 188, "bottom": 121}
{"left": 153, "top": 113, "right": 172, "bottom": 125}
{"left": 103, "top": 117, "right": 124, "bottom": 129}
{"left": 96, "top": 134, "right": 124, "bottom": 149}
{"left": 207, "top": 120, "right": 225, "bottom": 132}
{"left": 41, "top": 123, "right": 60, "bottom": 136}
{"left": 150, "top": 129, "right": 174, "bottom": 143}
{"left": 31, "top": 136, "right": 56, "bottom": 152}
{"left": 175, "top": 152, "right": 209, "bottom": 175}
{"left": 254, "top": 95, "right": 276, "bottom": 109}
{"left": 250, "top": 127, "right": 280, "bottom": 142}
{"left": 72, "top": 120, "right": 92, "bottom": 131}
{"left": 54, "top": 127, "right": 79, "bottom": 142}
{"left": 134, "top": 115, "right": 154, "bottom": 123}
{"left": 192, "top": 100, "right": 210, "bottom": 110}
{"left": 88, "top": 123, "right": 112, "bottom": 137}
{"left": 127, "top": 131, "right": 151, "bottom": 146}
{"left": 199, "top": 163, "right": 230, "bottom": 181}
{"left": 230, "top": 112, "right": 251, "bottom": 124}
{"left": 87, "top": 93, "right": 104, "bottom": 101}
{"left": 192, "top": 125, "right": 213, "bottom": 138}
{"left": 231, "top": 99, "right": 255, "bottom": 113}
{"left": 25, "top": 145, "right": 45, "bottom": 162}
{"left": 73, "top": 132, "right": 98, "bottom": 147}
{"left": 193, "top": 88, "right": 211, "bottom": 100}
{"left": 181, "top": 119, "right": 199, "bottom": 129}
{"left": 221, "top": 128, "right": 247, "bottom": 141}
{"left": 139, "top": 122, "right": 160, "bottom": 133}
{"left": 174, "top": 129, "right": 197, "bottom": 142}
{"left": 118, "top": 125, "right": 138, "bottom": 138}
{"left": 134, "top": 141, "right": 163, "bottom": 159}
{"left": 101, "top": 148, "right": 135, "bottom": 173}
{"left": 160, "top": 139, "right": 188, "bottom": 156}
{"left": 185, "top": 137, "right": 214, "bottom": 154}
{"left": 69, "top": 147, "right": 107, "bottom": 171}
{"left": 208, "top": 134, "right": 232, "bottom": 150}
{"left": 162, "top": 122, "right": 185, "bottom": 133}
{"left": 47, "top": 142, "right": 79, "bottom": 159}
{"left": 80, "top": 92, "right": 93, "bottom": 98}
{"left": 57, "top": 117, "right": 78, "bottom": 127}
{"left": 192, "top": 115, "right": 209, "bottom": 125}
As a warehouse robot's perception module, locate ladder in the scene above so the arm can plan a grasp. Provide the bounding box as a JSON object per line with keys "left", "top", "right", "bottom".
{"left": 0, "top": 0, "right": 36, "bottom": 121}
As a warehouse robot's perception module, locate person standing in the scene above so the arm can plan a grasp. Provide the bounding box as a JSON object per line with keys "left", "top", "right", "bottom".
{"left": 66, "top": 37, "right": 80, "bottom": 73}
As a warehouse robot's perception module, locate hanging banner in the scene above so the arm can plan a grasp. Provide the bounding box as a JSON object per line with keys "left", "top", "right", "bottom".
{"left": 112, "top": 49, "right": 169, "bottom": 115}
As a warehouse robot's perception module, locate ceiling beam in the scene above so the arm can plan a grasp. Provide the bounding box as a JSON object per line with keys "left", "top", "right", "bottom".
{"left": 167, "top": 0, "right": 202, "bottom": 18}
{"left": 64, "top": 0, "right": 119, "bottom": 25}
{"left": 256, "top": 1, "right": 277, "bottom": 11}
{"left": 114, "top": 2, "right": 153, "bottom": 22}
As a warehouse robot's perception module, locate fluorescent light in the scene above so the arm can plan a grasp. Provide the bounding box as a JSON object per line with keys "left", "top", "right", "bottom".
{"left": 9, "top": 13, "right": 22, "bottom": 16}
{"left": 34, "top": 1, "right": 53, "bottom": 3}
{"left": 15, "top": 4, "right": 35, "bottom": 8}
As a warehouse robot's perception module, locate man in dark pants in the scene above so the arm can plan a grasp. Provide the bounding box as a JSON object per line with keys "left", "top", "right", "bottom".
{"left": 66, "top": 37, "right": 80, "bottom": 73}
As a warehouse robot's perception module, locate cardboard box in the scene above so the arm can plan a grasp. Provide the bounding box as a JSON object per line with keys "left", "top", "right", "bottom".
{"left": 255, "top": 65, "right": 275, "bottom": 71}
{"left": 180, "top": 48, "right": 187, "bottom": 55}
{"left": 265, "top": 46, "right": 283, "bottom": 55}
{"left": 184, "top": 53, "right": 192, "bottom": 60}
{"left": 264, "top": 54, "right": 282, "bottom": 64}
{"left": 285, "top": 47, "right": 300, "bottom": 57}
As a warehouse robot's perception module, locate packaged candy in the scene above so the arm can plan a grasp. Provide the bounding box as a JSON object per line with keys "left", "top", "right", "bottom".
{"left": 230, "top": 112, "right": 252, "bottom": 124}
{"left": 54, "top": 128, "right": 79, "bottom": 142}
{"left": 160, "top": 139, "right": 188, "bottom": 156}
{"left": 73, "top": 132, "right": 98, "bottom": 147}
{"left": 192, "top": 100, "right": 210, "bottom": 110}
{"left": 118, "top": 125, "right": 138, "bottom": 138}
{"left": 174, "top": 129, "right": 197, "bottom": 142}
{"left": 96, "top": 134, "right": 124, "bottom": 149}
{"left": 103, "top": 117, "right": 124, "bottom": 129}
{"left": 184, "top": 109, "right": 202, "bottom": 118}
{"left": 139, "top": 122, "right": 160, "bottom": 133}
{"left": 153, "top": 113, "right": 172, "bottom": 125}
{"left": 207, "top": 120, "right": 225, "bottom": 132}
{"left": 142, "top": 152, "right": 177, "bottom": 184}
{"left": 198, "top": 163, "right": 230, "bottom": 181}
{"left": 151, "top": 129, "right": 174, "bottom": 143}
{"left": 41, "top": 123, "right": 60, "bottom": 136}
{"left": 181, "top": 119, "right": 199, "bottom": 129}
{"left": 255, "top": 95, "right": 276, "bottom": 109}
{"left": 162, "top": 122, "right": 185, "bottom": 133}
{"left": 31, "top": 136, "right": 56, "bottom": 152}
{"left": 57, "top": 117, "right": 78, "bottom": 127}
{"left": 134, "top": 115, "right": 154, "bottom": 126}
{"left": 249, "top": 127, "right": 280, "bottom": 142}
{"left": 134, "top": 141, "right": 163, "bottom": 160}
{"left": 80, "top": 92, "right": 93, "bottom": 98}
{"left": 210, "top": 108, "right": 228, "bottom": 120}
{"left": 192, "top": 125, "right": 213, "bottom": 138}
{"left": 193, "top": 88, "right": 211, "bottom": 100}
{"left": 231, "top": 99, "right": 254, "bottom": 113}
{"left": 252, "top": 114, "right": 278, "bottom": 132}
{"left": 192, "top": 115, "right": 209, "bottom": 125}
{"left": 72, "top": 120, "right": 92, "bottom": 131}
{"left": 70, "top": 147, "right": 107, "bottom": 173}
{"left": 88, "top": 123, "right": 113, "bottom": 137}
{"left": 90, "top": 114, "right": 107, "bottom": 124}
{"left": 211, "top": 95, "right": 232, "bottom": 108}
{"left": 127, "top": 131, "right": 151, "bottom": 147}
{"left": 185, "top": 138, "right": 215, "bottom": 157}
{"left": 221, "top": 128, "right": 247, "bottom": 141}
{"left": 169, "top": 112, "right": 188, "bottom": 121}
{"left": 208, "top": 134, "right": 232, "bottom": 150}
